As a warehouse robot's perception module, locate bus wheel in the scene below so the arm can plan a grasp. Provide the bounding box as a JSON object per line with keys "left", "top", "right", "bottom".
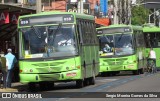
{"left": 89, "top": 71, "right": 95, "bottom": 85}
{"left": 132, "top": 70, "right": 139, "bottom": 75}
{"left": 28, "top": 82, "right": 36, "bottom": 91}
{"left": 84, "top": 79, "right": 89, "bottom": 86}
{"left": 140, "top": 68, "right": 144, "bottom": 74}
{"left": 101, "top": 72, "right": 106, "bottom": 77}
{"left": 39, "top": 82, "right": 47, "bottom": 90}
{"left": 76, "top": 80, "right": 84, "bottom": 88}
{"left": 47, "top": 82, "right": 55, "bottom": 90}
{"left": 40, "top": 82, "right": 54, "bottom": 90}
{"left": 111, "top": 72, "right": 116, "bottom": 76}
{"left": 89, "top": 61, "right": 96, "bottom": 85}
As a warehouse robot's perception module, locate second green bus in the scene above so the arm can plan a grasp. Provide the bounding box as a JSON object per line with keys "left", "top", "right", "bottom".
{"left": 97, "top": 24, "right": 147, "bottom": 76}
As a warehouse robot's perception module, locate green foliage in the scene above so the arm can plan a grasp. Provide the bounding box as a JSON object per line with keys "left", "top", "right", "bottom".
{"left": 131, "top": 5, "right": 150, "bottom": 25}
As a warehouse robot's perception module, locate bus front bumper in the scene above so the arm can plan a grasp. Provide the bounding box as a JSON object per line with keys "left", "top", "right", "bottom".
{"left": 19, "top": 69, "right": 81, "bottom": 84}
{"left": 100, "top": 64, "right": 137, "bottom": 72}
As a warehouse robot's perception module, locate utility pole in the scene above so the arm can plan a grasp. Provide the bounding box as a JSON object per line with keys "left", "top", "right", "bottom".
{"left": 1, "top": 0, "right": 4, "bottom": 3}
{"left": 78, "top": 0, "right": 83, "bottom": 13}
{"left": 113, "top": 0, "right": 118, "bottom": 24}
{"left": 36, "top": 0, "right": 42, "bottom": 13}
{"left": 128, "top": 0, "right": 131, "bottom": 24}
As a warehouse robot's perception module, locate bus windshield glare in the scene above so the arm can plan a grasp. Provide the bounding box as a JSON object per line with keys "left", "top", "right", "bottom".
{"left": 20, "top": 24, "right": 78, "bottom": 59}
{"left": 99, "top": 34, "right": 134, "bottom": 56}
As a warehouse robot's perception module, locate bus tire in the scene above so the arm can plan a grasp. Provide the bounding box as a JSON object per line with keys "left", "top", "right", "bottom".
{"left": 39, "top": 82, "right": 47, "bottom": 90}
{"left": 76, "top": 80, "right": 84, "bottom": 88}
{"left": 140, "top": 68, "right": 144, "bottom": 74}
{"left": 101, "top": 72, "right": 106, "bottom": 77}
{"left": 89, "top": 70, "right": 95, "bottom": 85}
{"left": 28, "top": 82, "right": 36, "bottom": 91}
{"left": 84, "top": 79, "right": 89, "bottom": 86}
{"left": 39, "top": 82, "right": 54, "bottom": 90}
{"left": 89, "top": 61, "right": 96, "bottom": 85}
{"left": 132, "top": 70, "right": 139, "bottom": 75}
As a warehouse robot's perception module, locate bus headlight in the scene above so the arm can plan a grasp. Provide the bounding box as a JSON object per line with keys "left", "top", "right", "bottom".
{"left": 66, "top": 67, "right": 69, "bottom": 70}
{"left": 30, "top": 69, "right": 33, "bottom": 72}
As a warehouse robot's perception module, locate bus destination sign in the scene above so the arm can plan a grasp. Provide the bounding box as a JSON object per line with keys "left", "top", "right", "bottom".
{"left": 19, "top": 14, "right": 74, "bottom": 26}
{"left": 97, "top": 27, "right": 132, "bottom": 35}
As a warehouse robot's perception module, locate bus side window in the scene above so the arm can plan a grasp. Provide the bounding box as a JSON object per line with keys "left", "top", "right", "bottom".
{"left": 89, "top": 22, "right": 95, "bottom": 44}
{"left": 157, "top": 33, "right": 160, "bottom": 47}
{"left": 77, "top": 20, "right": 83, "bottom": 44}
{"left": 92, "top": 22, "right": 98, "bottom": 44}
{"left": 82, "top": 21, "right": 88, "bottom": 44}
{"left": 86, "top": 22, "right": 92, "bottom": 44}
{"left": 76, "top": 20, "right": 80, "bottom": 44}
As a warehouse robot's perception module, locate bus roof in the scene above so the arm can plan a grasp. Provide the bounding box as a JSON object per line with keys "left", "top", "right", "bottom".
{"left": 19, "top": 11, "right": 94, "bottom": 20}
{"left": 97, "top": 24, "right": 142, "bottom": 30}
{"left": 143, "top": 26, "right": 160, "bottom": 32}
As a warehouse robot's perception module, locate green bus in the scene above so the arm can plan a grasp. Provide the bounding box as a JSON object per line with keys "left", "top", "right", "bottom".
{"left": 143, "top": 24, "right": 160, "bottom": 69}
{"left": 97, "top": 24, "right": 146, "bottom": 76}
{"left": 18, "top": 11, "right": 99, "bottom": 89}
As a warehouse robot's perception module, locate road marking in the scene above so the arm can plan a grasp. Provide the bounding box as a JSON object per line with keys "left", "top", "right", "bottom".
{"left": 96, "top": 79, "right": 118, "bottom": 82}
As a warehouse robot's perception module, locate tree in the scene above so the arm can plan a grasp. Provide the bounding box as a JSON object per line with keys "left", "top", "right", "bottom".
{"left": 131, "top": 5, "right": 150, "bottom": 25}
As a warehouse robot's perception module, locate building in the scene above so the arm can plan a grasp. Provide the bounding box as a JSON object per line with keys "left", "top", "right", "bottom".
{"left": 0, "top": 0, "right": 35, "bottom": 82}
{"left": 0, "top": 1, "right": 35, "bottom": 55}
{"left": 0, "top": 0, "right": 110, "bottom": 54}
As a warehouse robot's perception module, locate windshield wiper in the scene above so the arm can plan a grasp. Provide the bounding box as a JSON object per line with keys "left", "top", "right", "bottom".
{"left": 48, "top": 23, "right": 62, "bottom": 45}
{"left": 103, "top": 35, "right": 111, "bottom": 43}
{"left": 31, "top": 26, "right": 42, "bottom": 38}
{"left": 117, "top": 33, "right": 124, "bottom": 42}
{"left": 48, "top": 23, "right": 62, "bottom": 36}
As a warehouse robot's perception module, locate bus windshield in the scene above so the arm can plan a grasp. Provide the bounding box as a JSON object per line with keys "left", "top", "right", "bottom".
{"left": 20, "top": 24, "right": 78, "bottom": 59}
{"left": 99, "top": 34, "right": 134, "bottom": 57}
{"left": 144, "top": 32, "right": 160, "bottom": 48}
{"left": 115, "top": 34, "right": 134, "bottom": 56}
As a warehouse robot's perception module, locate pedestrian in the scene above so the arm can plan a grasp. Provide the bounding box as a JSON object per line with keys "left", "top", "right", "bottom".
{"left": 5, "top": 48, "right": 17, "bottom": 88}
{"left": 94, "top": 1, "right": 100, "bottom": 18}
{"left": 0, "top": 55, "right": 7, "bottom": 89}
{"left": 148, "top": 47, "right": 156, "bottom": 73}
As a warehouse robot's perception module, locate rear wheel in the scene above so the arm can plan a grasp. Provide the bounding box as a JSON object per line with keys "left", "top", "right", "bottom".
{"left": 76, "top": 80, "right": 84, "bottom": 88}
{"left": 139, "top": 68, "right": 144, "bottom": 74}
{"left": 39, "top": 82, "right": 54, "bottom": 90}
{"left": 89, "top": 70, "right": 95, "bottom": 85}
{"left": 132, "top": 70, "right": 139, "bottom": 75}
{"left": 28, "top": 82, "right": 36, "bottom": 91}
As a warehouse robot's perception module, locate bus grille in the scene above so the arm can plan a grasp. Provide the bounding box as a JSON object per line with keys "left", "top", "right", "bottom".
{"left": 32, "top": 61, "right": 66, "bottom": 72}
{"left": 103, "top": 58, "right": 128, "bottom": 65}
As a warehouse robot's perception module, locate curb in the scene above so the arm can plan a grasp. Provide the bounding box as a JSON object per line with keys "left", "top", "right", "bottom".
{"left": 0, "top": 88, "right": 18, "bottom": 92}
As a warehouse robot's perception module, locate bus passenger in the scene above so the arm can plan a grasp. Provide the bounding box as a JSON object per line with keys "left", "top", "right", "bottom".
{"left": 103, "top": 44, "right": 112, "bottom": 53}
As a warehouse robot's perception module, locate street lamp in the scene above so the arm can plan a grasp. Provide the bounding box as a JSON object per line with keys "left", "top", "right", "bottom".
{"left": 148, "top": 9, "right": 160, "bottom": 24}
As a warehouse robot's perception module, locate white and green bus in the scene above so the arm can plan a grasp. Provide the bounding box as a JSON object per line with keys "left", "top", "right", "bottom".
{"left": 18, "top": 11, "right": 99, "bottom": 90}
{"left": 143, "top": 24, "right": 160, "bottom": 69}
{"left": 97, "top": 24, "right": 146, "bottom": 76}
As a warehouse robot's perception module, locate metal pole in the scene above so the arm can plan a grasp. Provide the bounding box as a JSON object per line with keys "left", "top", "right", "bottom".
{"left": 149, "top": 15, "right": 151, "bottom": 23}
{"left": 36, "top": 0, "right": 42, "bottom": 13}
{"left": 113, "top": 0, "right": 118, "bottom": 24}
{"left": 78, "top": 0, "right": 83, "bottom": 13}
{"left": 80, "top": 0, "right": 83, "bottom": 14}
{"left": 154, "top": 8, "right": 156, "bottom": 25}
{"left": 78, "top": 0, "right": 80, "bottom": 13}
{"left": 148, "top": 9, "right": 160, "bottom": 23}
{"left": 1, "top": 0, "right": 4, "bottom": 3}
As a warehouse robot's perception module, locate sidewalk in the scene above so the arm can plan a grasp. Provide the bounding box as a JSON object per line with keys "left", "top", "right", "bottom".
{"left": 0, "top": 82, "right": 26, "bottom": 92}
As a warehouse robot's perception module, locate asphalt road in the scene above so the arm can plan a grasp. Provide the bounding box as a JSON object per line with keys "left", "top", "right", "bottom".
{"left": 3, "top": 71, "right": 160, "bottom": 101}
